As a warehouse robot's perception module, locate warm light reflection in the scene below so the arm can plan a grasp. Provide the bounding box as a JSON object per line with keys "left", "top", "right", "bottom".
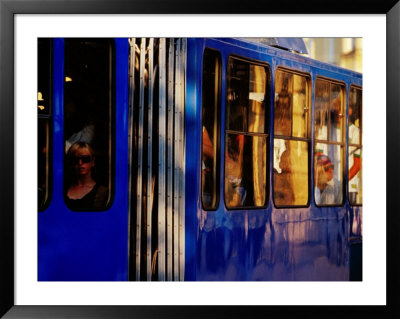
{"left": 38, "top": 105, "right": 45, "bottom": 111}
{"left": 38, "top": 92, "right": 44, "bottom": 101}
{"left": 65, "top": 76, "right": 73, "bottom": 82}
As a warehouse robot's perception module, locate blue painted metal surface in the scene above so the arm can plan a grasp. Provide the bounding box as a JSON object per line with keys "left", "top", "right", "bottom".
{"left": 38, "top": 37, "right": 362, "bottom": 281}
{"left": 185, "top": 38, "right": 362, "bottom": 281}
{"left": 38, "top": 38, "right": 130, "bottom": 281}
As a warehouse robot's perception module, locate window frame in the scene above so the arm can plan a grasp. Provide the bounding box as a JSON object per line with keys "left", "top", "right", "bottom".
{"left": 223, "top": 55, "right": 271, "bottom": 210}
{"left": 348, "top": 84, "right": 362, "bottom": 207}
{"left": 272, "top": 66, "right": 312, "bottom": 209}
{"left": 62, "top": 38, "right": 116, "bottom": 212}
{"left": 201, "top": 48, "right": 222, "bottom": 211}
{"left": 313, "top": 76, "right": 347, "bottom": 207}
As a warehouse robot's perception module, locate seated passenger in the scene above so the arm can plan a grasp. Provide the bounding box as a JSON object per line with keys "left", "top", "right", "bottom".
{"left": 273, "top": 149, "right": 295, "bottom": 206}
{"left": 65, "top": 142, "right": 108, "bottom": 210}
{"left": 225, "top": 134, "right": 246, "bottom": 206}
{"left": 202, "top": 125, "right": 214, "bottom": 208}
{"left": 315, "top": 154, "right": 342, "bottom": 205}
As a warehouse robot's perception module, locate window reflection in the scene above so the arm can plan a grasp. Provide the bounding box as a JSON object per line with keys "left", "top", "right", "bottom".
{"left": 225, "top": 134, "right": 266, "bottom": 207}
{"left": 314, "top": 80, "right": 329, "bottom": 141}
{"left": 314, "top": 79, "right": 345, "bottom": 206}
{"left": 274, "top": 139, "right": 308, "bottom": 206}
{"left": 273, "top": 69, "right": 310, "bottom": 207}
{"left": 225, "top": 58, "right": 269, "bottom": 208}
{"left": 348, "top": 87, "right": 362, "bottom": 205}
{"left": 314, "top": 144, "right": 343, "bottom": 205}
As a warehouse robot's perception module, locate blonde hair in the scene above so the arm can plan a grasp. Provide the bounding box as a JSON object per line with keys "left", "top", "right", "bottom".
{"left": 67, "top": 141, "right": 95, "bottom": 161}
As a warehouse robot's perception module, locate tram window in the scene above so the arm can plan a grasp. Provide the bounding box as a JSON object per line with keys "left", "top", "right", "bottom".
{"left": 348, "top": 86, "right": 362, "bottom": 205}
{"left": 273, "top": 69, "right": 310, "bottom": 207}
{"left": 225, "top": 58, "right": 269, "bottom": 209}
{"left": 63, "top": 39, "right": 114, "bottom": 211}
{"left": 201, "top": 49, "right": 221, "bottom": 210}
{"left": 314, "top": 79, "right": 345, "bottom": 206}
{"left": 38, "top": 38, "right": 53, "bottom": 211}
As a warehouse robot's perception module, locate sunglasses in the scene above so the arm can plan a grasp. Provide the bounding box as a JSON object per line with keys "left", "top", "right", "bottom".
{"left": 70, "top": 155, "right": 92, "bottom": 165}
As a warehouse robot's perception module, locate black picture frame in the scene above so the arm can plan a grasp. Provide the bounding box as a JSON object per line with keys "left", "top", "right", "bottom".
{"left": 1, "top": 0, "right": 399, "bottom": 318}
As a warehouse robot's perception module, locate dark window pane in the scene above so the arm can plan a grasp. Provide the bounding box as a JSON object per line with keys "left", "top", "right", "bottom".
{"left": 64, "top": 39, "right": 114, "bottom": 211}
{"left": 226, "top": 59, "right": 267, "bottom": 133}
{"left": 38, "top": 38, "right": 52, "bottom": 211}
{"left": 38, "top": 38, "right": 52, "bottom": 116}
{"left": 201, "top": 49, "right": 221, "bottom": 210}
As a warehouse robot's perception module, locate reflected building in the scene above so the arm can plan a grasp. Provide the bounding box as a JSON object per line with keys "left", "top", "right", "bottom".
{"left": 303, "top": 38, "right": 362, "bottom": 73}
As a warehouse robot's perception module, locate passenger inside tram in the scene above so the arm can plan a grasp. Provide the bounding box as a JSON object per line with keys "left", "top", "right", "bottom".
{"left": 64, "top": 142, "right": 108, "bottom": 210}
{"left": 314, "top": 153, "right": 342, "bottom": 205}
{"left": 225, "top": 134, "right": 246, "bottom": 206}
{"left": 202, "top": 124, "right": 214, "bottom": 207}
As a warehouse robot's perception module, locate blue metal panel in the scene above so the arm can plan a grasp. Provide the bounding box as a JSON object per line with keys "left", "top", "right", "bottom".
{"left": 188, "top": 38, "right": 362, "bottom": 281}
{"left": 184, "top": 38, "right": 202, "bottom": 281}
{"left": 38, "top": 38, "right": 130, "bottom": 281}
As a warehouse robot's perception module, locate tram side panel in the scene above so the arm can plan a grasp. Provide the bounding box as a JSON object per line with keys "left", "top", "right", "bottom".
{"left": 193, "top": 38, "right": 361, "bottom": 281}
{"left": 38, "top": 38, "right": 130, "bottom": 281}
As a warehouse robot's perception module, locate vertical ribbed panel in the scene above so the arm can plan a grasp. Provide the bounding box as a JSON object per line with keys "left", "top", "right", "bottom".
{"left": 135, "top": 38, "right": 146, "bottom": 281}
{"left": 173, "top": 39, "right": 181, "bottom": 281}
{"left": 130, "top": 38, "right": 185, "bottom": 281}
{"left": 146, "top": 38, "right": 154, "bottom": 281}
{"left": 127, "top": 38, "right": 136, "bottom": 280}
{"left": 158, "top": 38, "right": 167, "bottom": 281}
{"left": 166, "top": 39, "right": 175, "bottom": 281}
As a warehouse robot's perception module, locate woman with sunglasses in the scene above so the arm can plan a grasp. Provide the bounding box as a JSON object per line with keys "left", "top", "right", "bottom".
{"left": 65, "top": 141, "right": 108, "bottom": 210}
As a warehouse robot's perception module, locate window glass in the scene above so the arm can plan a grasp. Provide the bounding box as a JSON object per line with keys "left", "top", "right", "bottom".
{"left": 38, "top": 38, "right": 52, "bottom": 211}
{"left": 273, "top": 69, "right": 310, "bottom": 207}
{"left": 314, "top": 79, "right": 345, "bottom": 206}
{"left": 292, "top": 74, "right": 308, "bottom": 138}
{"left": 274, "top": 139, "right": 308, "bottom": 206}
{"left": 314, "top": 80, "right": 329, "bottom": 141}
{"left": 201, "top": 49, "right": 221, "bottom": 210}
{"left": 225, "top": 58, "right": 269, "bottom": 208}
{"left": 330, "top": 84, "right": 344, "bottom": 143}
{"left": 348, "top": 86, "right": 362, "bottom": 205}
{"left": 64, "top": 39, "right": 114, "bottom": 211}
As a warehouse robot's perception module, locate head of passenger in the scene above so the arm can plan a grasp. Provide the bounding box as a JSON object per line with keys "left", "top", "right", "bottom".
{"left": 317, "top": 154, "right": 334, "bottom": 182}
{"left": 279, "top": 149, "right": 291, "bottom": 173}
{"left": 67, "top": 142, "right": 95, "bottom": 181}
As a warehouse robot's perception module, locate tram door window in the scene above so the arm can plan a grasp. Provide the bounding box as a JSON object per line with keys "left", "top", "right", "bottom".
{"left": 348, "top": 86, "right": 362, "bottom": 205}
{"left": 273, "top": 69, "right": 310, "bottom": 207}
{"left": 314, "top": 79, "right": 345, "bottom": 206}
{"left": 201, "top": 49, "right": 221, "bottom": 210}
{"left": 38, "top": 38, "right": 53, "bottom": 211}
{"left": 63, "top": 39, "right": 114, "bottom": 211}
{"left": 225, "top": 58, "right": 269, "bottom": 208}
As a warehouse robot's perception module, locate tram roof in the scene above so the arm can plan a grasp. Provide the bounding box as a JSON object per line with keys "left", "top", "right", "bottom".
{"left": 214, "top": 37, "right": 362, "bottom": 79}
{"left": 240, "top": 37, "right": 309, "bottom": 54}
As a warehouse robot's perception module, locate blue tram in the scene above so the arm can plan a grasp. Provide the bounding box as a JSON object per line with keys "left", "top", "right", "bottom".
{"left": 37, "top": 37, "right": 362, "bottom": 281}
